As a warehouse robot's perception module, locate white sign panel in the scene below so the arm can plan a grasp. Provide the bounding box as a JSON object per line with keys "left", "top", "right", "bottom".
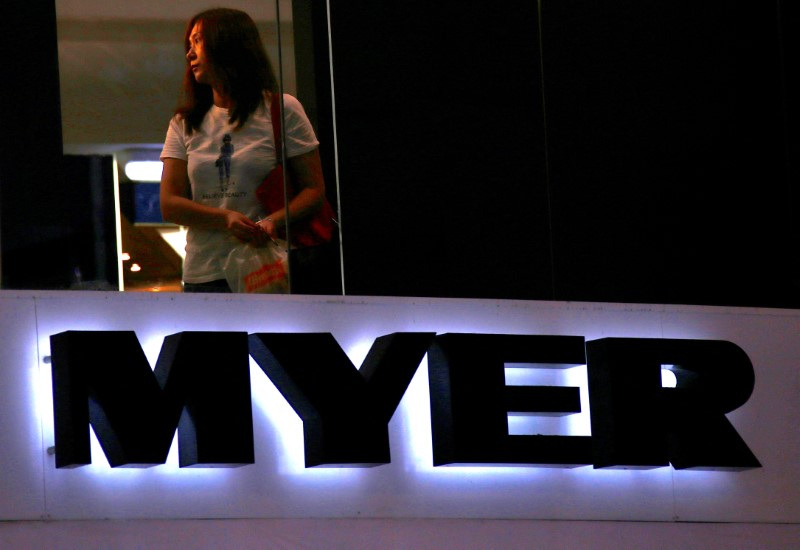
{"left": 0, "top": 291, "right": 797, "bottom": 522}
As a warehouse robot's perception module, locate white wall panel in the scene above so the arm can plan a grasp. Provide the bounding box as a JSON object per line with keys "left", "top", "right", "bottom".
{"left": 0, "top": 291, "right": 797, "bottom": 526}
{"left": 0, "top": 295, "right": 45, "bottom": 519}
{"left": 661, "top": 308, "right": 800, "bottom": 522}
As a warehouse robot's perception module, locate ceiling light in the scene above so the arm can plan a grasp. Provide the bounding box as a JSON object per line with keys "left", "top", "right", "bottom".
{"left": 124, "top": 161, "right": 162, "bottom": 182}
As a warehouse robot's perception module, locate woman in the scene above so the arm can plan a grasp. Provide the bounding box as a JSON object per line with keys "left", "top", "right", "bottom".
{"left": 160, "top": 8, "right": 325, "bottom": 293}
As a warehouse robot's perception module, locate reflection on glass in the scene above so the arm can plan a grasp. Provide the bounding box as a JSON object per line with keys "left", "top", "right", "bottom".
{"left": 55, "top": 0, "right": 343, "bottom": 294}
{"left": 158, "top": 7, "right": 296, "bottom": 295}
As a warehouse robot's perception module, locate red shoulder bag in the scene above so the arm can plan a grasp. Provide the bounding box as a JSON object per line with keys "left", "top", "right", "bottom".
{"left": 255, "top": 95, "right": 336, "bottom": 248}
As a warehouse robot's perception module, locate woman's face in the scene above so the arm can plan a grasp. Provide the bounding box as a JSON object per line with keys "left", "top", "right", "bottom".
{"left": 186, "top": 21, "right": 213, "bottom": 85}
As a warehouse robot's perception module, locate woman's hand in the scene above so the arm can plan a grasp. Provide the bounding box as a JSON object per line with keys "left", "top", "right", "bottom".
{"left": 226, "top": 210, "right": 270, "bottom": 246}
{"left": 161, "top": 158, "right": 269, "bottom": 246}
{"left": 256, "top": 217, "right": 278, "bottom": 240}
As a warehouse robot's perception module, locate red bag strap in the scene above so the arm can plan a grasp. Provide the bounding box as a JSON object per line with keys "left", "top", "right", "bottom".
{"left": 269, "top": 93, "right": 283, "bottom": 166}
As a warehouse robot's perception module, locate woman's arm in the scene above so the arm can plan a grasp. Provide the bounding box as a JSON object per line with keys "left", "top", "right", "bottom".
{"left": 258, "top": 148, "right": 325, "bottom": 238}
{"left": 160, "top": 157, "right": 267, "bottom": 245}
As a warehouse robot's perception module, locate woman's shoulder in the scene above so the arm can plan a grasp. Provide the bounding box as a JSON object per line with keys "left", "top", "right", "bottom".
{"left": 280, "top": 94, "right": 313, "bottom": 121}
{"left": 264, "top": 92, "right": 303, "bottom": 111}
{"left": 167, "top": 112, "right": 187, "bottom": 133}
{"left": 281, "top": 93, "right": 302, "bottom": 108}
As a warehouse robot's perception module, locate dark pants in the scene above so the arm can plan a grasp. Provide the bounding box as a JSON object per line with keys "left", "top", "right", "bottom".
{"left": 183, "top": 279, "right": 232, "bottom": 293}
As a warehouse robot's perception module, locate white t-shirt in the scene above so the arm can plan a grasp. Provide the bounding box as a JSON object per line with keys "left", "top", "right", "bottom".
{"left": 160, "top": 94, "right": 319, "bottom": 283}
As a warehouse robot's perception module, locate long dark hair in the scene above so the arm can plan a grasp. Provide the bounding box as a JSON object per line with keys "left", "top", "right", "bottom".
{"left": 176, "top": 8, "right": 278, "bottom": 133}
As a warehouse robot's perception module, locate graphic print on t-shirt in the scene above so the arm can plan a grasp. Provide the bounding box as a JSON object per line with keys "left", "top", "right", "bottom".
{"left": 215, "top": 133, "right": 234, "bottom": 190}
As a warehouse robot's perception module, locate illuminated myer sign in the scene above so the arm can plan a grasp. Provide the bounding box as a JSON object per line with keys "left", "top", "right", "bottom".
{"left": 49, "top": 331, "right": 761, "bottom": 470}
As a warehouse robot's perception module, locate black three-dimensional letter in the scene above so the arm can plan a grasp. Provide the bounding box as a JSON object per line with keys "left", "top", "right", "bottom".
{"left": 50, "top": 331, "right": 254, "bottom": 467}
{"left": 249, "top": 332, "right": 435, "bottom": 467}
{"left": 427, "top": 333, "right": 592, "bottom": 466}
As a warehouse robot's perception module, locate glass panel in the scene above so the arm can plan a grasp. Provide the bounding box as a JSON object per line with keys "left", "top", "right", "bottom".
{"left": 276, "top": 0, "right": 344, "bottom": 295}
{"left": 56, "top": 3, "right": 193, "bottom": 291}
{"left": 55, "top": 0, "right": 347, "bottom": 294}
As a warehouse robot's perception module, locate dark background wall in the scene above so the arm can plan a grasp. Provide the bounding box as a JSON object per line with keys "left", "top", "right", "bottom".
{"left": 540, "top": 0, "right": 794, "bottom": 306}
{"left": 325, "top": 1, "right": 552, "bottom": 299}
{"left": 317, "top": 0, "right": 798, "bottom": 307}
{"left": 2, "top": 0, "right": 797, "bottom": 307}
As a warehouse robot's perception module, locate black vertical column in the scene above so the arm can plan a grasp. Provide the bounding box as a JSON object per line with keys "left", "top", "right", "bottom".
{"left": 292, "top": 0, "right": 337, "bottom": 203}
{"left": 0, "top": 1, "right": 120, "bottom": 290}
{"left": 780, "top": 0, "right": 800, "bottom": 296}
{"left": 0, "top": 0, "right": 73, "bottom": 288}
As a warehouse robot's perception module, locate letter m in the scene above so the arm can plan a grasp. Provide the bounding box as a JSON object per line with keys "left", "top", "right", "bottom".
{"left": 50, "top": 331, "right": 254, "bottom": 468}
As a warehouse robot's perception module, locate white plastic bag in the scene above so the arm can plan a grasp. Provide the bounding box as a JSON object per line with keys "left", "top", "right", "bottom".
{"left": 223, "top": 240, "right": 289, "bottom": 294}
